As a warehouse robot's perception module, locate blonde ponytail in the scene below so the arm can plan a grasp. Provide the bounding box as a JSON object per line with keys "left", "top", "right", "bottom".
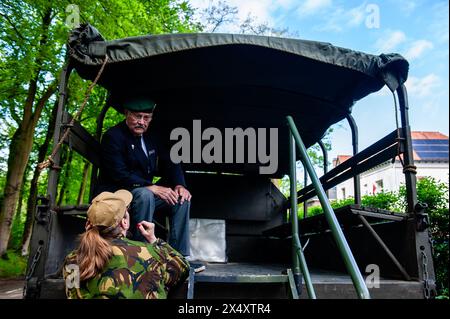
{"left": 76, "top": 227, "right": 113, "bottom": 281}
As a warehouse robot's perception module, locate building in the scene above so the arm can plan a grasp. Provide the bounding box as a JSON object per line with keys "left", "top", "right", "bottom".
{"left": 333, "top": 131, "right": 449, "bottom": 200}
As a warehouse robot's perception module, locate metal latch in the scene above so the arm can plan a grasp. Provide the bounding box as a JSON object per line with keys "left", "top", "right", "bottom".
{"left": 35, "top": 195, "right": 51, "bottom": 226}
{"left": 414, "top": 202, "right": 429, "bottom": 232}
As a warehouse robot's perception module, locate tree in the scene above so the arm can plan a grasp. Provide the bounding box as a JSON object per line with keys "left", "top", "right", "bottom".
{"left": 239, "top": 13, "right": 295, "bottom": 37}
{"left": 202, "top": 0, "right": 238, "bottom": 32}
{"left": 21, "top": 100, "right": 58, "bottom": 256}
{"left": 0, "top": 0, "right": 201, "bottom": 256}
{"left": 0, "top": 1, "right": 61, "bottom": 256}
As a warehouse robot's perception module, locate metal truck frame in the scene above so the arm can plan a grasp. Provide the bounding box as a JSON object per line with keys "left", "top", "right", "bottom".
{"left": 24, "top": 24, "right": 436, "bottom": 299}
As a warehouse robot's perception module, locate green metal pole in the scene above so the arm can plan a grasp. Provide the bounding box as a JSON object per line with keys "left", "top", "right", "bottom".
{"left": 287, "top": 116, "right": 370, "bottom": 299}
{"left": 289, "top": 132, "right": 316, "bottom": 299}
{"left": 293, "top": 234, "right": 316, "bottom": 299}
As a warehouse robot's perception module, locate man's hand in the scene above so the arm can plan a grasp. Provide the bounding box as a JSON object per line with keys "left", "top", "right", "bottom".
{"left": 147, "top": 185, "right": 178, "bottom": 205}
{"left": 174, "top": 185, "right": 192, "bottom": 204}
{"left": 137, "top": 221, "right": 157, "bottom": 244}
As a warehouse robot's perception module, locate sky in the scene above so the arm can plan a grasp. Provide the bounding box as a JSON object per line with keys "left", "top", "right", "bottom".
{"left": 188, "top": 0, "right": 449, "bottom": 162}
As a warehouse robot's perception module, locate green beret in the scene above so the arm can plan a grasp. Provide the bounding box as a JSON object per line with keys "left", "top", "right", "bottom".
{"left": 122, "top": 97, "right": 156, "bottom": 113}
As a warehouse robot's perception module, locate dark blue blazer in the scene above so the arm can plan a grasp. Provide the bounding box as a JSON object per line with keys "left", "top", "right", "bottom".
{"left": 96, "top": 121, "right": 186, "bottom": 194}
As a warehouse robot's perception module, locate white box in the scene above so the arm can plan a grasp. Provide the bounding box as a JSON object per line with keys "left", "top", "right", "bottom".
{"left": 189, "top": 218, "right": 227, "bottom": 263}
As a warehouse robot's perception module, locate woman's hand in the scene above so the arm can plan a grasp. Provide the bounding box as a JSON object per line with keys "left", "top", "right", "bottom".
{"left": 137, "top": 221, "right": 157, "bottom": 244}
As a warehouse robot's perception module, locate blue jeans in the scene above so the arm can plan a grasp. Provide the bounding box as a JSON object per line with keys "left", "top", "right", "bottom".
{"left": 129, "top": 187, "right": 190, "bottom": 256}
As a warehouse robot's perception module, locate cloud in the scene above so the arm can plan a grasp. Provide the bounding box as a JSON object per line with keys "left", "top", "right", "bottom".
{"left": 375, "top": 30, "right": 407, "bottom": 52}
{"left": 374, "top": 86, "right": 393, "bottom": 97}
{"left": 296, "top": 0, "right": 333, "bottom": 17}
{"left": 316, "top": 3, "right": 366, "bottom": 32}
{"left": 188, "top": 0, "right": 288, "bottom": 33}
{"left": 429, "top": 2, "right": 449, "bottom": 44}
{"left": 406, "top": 74, "right": 441, "bottom": 97}
{"left": 277, "top": 0, "right": 295, "bottom": 9}
{"left": 396, "top": 0, "right": 418, "bottom": 15}
{"left": 404, "top": 40, "right": 433, "bottom": 60}
{"left": 347, "top": 4, "right": 366, "bottom": 26}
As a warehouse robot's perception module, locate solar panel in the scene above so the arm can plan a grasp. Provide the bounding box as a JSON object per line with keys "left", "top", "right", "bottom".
{"left": 416, "top": 151, "right": 449, "bottom": 159}
{"left": 412, "top": 139, "right": 448, "bottom": 145}
{"left": 414, "top": 145, "right": 449, "bottom": 151}
{"left": 413, "top": 139, "right": 449, "bottom": 160}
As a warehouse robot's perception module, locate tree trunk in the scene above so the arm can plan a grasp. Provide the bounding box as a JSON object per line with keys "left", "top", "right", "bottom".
{"left": 21, "top": 100, "right": 58, "bottom": 256}
{"left": 0, "top": 7, "right": 55, "bottom": 257}
{"left": 0, "top": 123, "right": 35, "bottom": 256}
{"left": 77, "top": 160, "right": 91, "bottom": 205}
{"left": 15, "top": 163, "right": 29, "bottom": 220}
{"left": 7, "top": 164, "right": 30, "bottom": 250}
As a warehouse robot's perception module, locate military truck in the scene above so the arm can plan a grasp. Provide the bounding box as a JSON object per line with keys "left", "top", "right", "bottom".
{"left": 24, "top": 24, "right": 436, "bottom": 299}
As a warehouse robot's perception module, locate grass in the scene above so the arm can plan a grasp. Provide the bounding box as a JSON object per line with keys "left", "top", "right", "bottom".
{"left": 0, "top": 250, "right": 27, "bottom": 278}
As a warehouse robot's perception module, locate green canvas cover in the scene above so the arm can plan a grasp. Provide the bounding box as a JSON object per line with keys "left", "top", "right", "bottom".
{"left": 68, "top": 24, "right": 409, "bottom": 177}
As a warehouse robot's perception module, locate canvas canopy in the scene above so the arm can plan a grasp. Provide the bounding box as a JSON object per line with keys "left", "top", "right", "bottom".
{"left": 68, "top": 24, "right": 409, "bottom": 177}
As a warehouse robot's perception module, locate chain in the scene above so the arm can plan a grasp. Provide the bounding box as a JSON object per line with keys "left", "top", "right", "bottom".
{"left": 421, "top": 250, "right": 431, "bottom": 299}
{"left": 23, "top": 244, "right": 43, "bottom": 298}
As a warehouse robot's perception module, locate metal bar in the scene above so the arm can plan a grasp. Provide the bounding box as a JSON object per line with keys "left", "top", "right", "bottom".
{"left": 318, "top": 140, "right": 329, "bottom": 198}
{"left": 293, "top": 234, "right": 316, "bottom": 299}
{"left": 297, "top": 143, "right": 399, "bottom": 205}
{"left": 61, "top": 121, "right": 101, "bottom": 166}
{"left": 287, "top": 116, "right": 370, "bottom": 299}
{"left": 288, "top": 129, "right": 402, "bottom": 208}
{"left": 289, "top": 133, "right": 301, "bottom": 295}
{"left": 48, "top": 65, "right": 71, "bottom": 206}
{"left": 396, "top": 85, "right": 417, "bottom": 214}
{"left": 346, "top": 114, "right": 361, "bottom": 204}
{"left": 187, "top": 268, "right": 195, "bottom": 299}
{"left": 317, "top": 141, "right": 329, "bottom": 175}
{"left": 25, "top": 64, "right": 72, "bottom": 298}
{"left": 350, "top": 208, "right": 406, "bottom": 221}
{"left": 90, "top": 103, "right": 110, "bottom": 201}
{"left": 397, "top": 85, "right": 436, "bottom": 295}
{"left": 303, "top": 168, "right": 308, "bottom": 218}
{"left": 357, "top": 215, "right": 411, "bottom": 280}
{"left": 194, "top": 275, "right": 288, "bottom": 283}
{"left": 287, "top": 268, "right": 299, "bottom": 299}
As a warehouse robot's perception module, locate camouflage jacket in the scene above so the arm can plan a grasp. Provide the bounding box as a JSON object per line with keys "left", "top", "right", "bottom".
{"left": 63, "top": 237, "right": 189, "bottom": 299}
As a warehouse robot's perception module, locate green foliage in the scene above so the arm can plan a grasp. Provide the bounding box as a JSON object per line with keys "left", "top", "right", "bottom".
{"left": 306, "top": 191, "right": 401, "bottom": 216}
{"left": 305, "top": 205, "right": 322, "bottom": 217}
{"left": 399, "top": 177, "right": 449, "bottom": 212}
{"left": 0, "top": 250, "right": 27, "bottom": 278}
{"left": 305, "top": 197, "right": 355, "bottom": 218}
{"left": 8, "top": 210, "right": 26, "bottom": 250}
{"left": 301, "top": 177, "right": 449, "bottom": 298}
{"left": 361, "top": 191, "right": 401, "bottom": 211}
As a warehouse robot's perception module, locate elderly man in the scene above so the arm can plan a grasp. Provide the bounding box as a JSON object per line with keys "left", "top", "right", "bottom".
{"left": 97, "top": 97, "right": 191, "bottom": 257}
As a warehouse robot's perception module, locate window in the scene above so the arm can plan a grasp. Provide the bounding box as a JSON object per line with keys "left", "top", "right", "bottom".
{"left": 341, "top": 187, "right": 346, "bottom": 199}
{"left": 373, "top": 179, "right": 383, "bottom": 194}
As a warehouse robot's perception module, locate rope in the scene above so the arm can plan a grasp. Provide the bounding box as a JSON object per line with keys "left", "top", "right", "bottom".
{"left": 403, "top": 164, "right": 417, "bottom": 174}
{"left": 392, "top": 92, "right": 417, "bottom": 176}
{"left": 38, "top": 56, "right": 109, "bottom": 171}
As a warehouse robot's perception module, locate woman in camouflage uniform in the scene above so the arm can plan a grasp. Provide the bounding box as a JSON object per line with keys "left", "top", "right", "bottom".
{"left": 63, "top": 189, "right": 189, "bottom": 299}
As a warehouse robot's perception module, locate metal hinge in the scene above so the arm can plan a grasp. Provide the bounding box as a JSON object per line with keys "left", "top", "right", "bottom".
{"left": 414, "top": 202, "right": 429, "bottom": 232}
{"left": 35, "top": 196, "right": 51, "bottom": 228}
